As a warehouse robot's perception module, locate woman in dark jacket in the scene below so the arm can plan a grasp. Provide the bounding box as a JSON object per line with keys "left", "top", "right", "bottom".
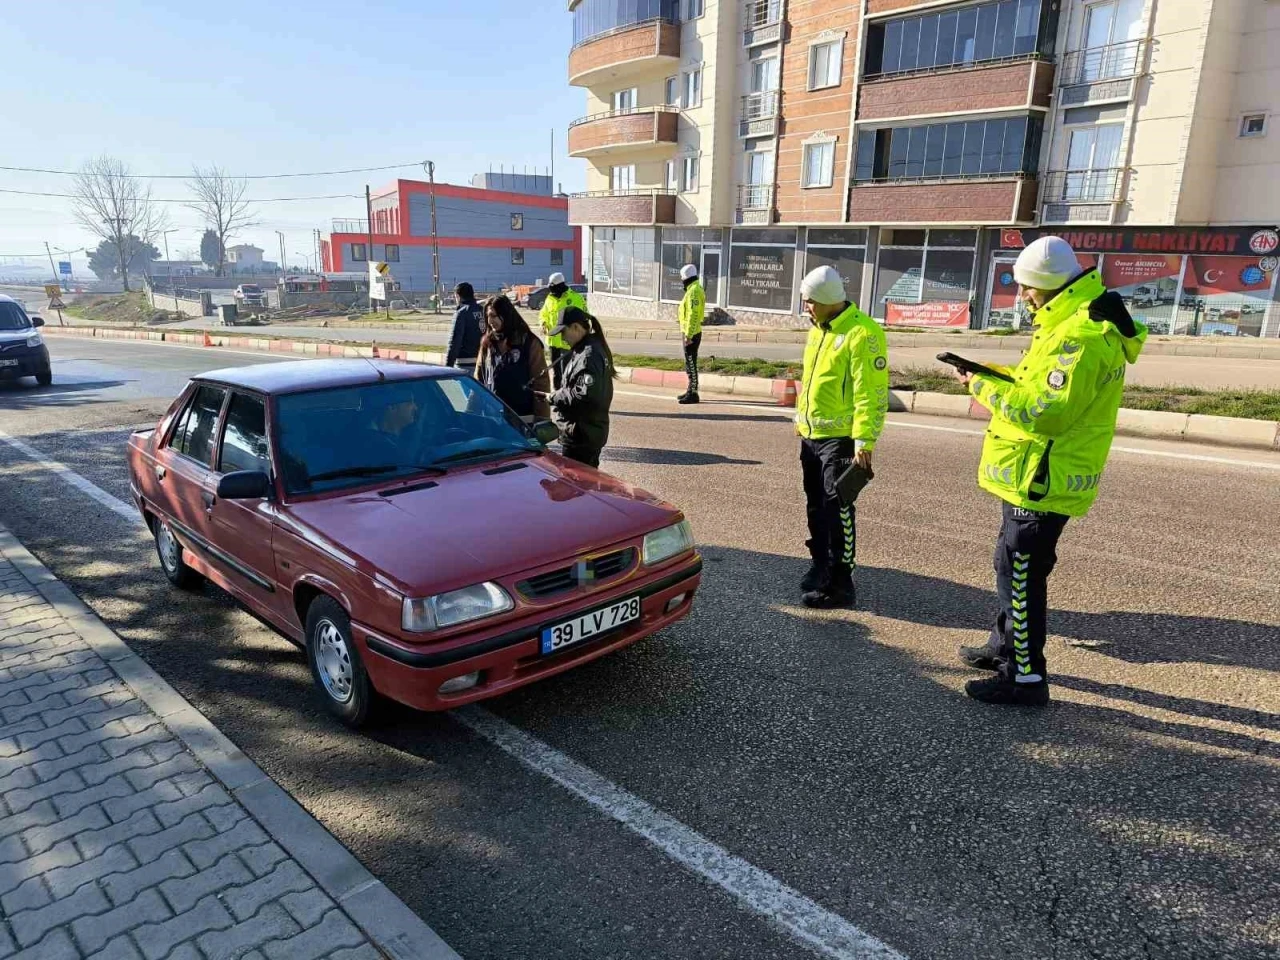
{"left": 475, "top": 295, "right": 550, "bottom": 421}
{"left": 541, "top": 306, "right": 616, "bottom": 468}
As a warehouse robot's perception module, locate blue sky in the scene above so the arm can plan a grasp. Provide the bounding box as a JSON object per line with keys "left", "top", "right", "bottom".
{"left": 1, "top": 0, "right": 582, "bottom": 269}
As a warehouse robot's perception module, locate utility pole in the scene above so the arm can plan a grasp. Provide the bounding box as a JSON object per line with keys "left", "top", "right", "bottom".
{"left": 426, "top": 161, "right": 441, "bottom": 314}
{"left": 275, "top": 231, "right": 286, "bottom": 275}
{"left": 365, "top": 185, "right": 376, "bottom": 314}
{"left": 550, "top": 128, "right": 554, "bottom": 190}
{"left": 314, "top": 228, "right": 322, "bottom": 275}
{"left": 44, "top": 242, "right": 58, "bottom": 283}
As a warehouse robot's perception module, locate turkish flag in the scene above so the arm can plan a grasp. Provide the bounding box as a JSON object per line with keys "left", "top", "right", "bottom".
{"left": 1184, "top": 255, "right": 1273, "bottom": 295}
{"left": 1000, "top": 229, "right": 1026, "bottom": 249}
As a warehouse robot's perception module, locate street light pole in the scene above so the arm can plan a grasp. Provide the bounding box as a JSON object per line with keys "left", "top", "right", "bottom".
{"left": 425, "top": 161, "right": 441, "bottom": 314}
{"left": 162, "top": 230, "right": 177, "bottom": 280}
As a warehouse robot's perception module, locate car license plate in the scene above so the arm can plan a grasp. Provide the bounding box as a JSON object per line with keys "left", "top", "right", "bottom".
{"left": 541, "top": 596, "right": 641, "bottom": 655}
{"left": 0, "top": 359, "right": 18, "bottom": 367}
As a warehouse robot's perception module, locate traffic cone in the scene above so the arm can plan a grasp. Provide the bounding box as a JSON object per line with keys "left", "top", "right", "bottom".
{"left": 202, "top": 332, "right": 213, "bottom": 348}
{"left": 371, "top": 342, "right": 381, "bottom": 358}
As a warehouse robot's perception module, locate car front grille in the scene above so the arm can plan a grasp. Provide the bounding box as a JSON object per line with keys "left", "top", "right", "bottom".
{"left": 517, "top": 548, "right": 637, "bottom": 600}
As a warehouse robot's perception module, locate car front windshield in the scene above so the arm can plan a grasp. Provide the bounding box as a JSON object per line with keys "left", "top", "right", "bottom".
{"left": 275, "top": 375, "right": 540, "bottom": 495}
{"left": 241, "top": 285, "right": 261, "bottom": 293}
{"left": 0, "top": 303, "right": 32, "bottom": 331}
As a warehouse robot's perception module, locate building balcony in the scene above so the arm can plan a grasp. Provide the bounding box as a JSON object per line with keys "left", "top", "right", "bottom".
{"left": 858, "top": 59, "right": 1055, "bottom": 121}
{"left": 567, "top": 188, "right": 677, "bottom": 226}
{"left": 331, "top": 219, "right": 398, "bottom": 236}
{"left": 1057, "top": 40, "right": 1147, "bottom": 106}
{"left": 743, "top": 0, "right": 784, "bottom": 47}
{"left": 568, "top": 107, "right": 679, "bottom": 159}
{"left": 848, "top": 176, "right": 1037, "bottom": 225}
{"left": 739, "top": 91, "right": 780, "bottom": 138}
{"left": 736, "top": 184, "right": 776, "bottom": 225}
{"left": 1039, "top": 168, "right": 1128, "bottom": 224}
{"left": 568, "top": 18, "right": 681, "bottom": 88}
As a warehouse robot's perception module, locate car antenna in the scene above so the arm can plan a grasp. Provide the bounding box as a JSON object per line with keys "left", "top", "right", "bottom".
{"left": 363, "top": 358, "right": 387, "bottom": 381}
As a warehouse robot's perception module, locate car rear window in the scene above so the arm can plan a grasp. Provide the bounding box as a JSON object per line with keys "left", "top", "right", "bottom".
{"left": 170, "top": 385, "right": 227, "bottom": 466}
{"left": 275, "top": 376, "right": 537, "bottom": 495}
{"left": 0, "top": 302, "right": 31, "bottom": 331}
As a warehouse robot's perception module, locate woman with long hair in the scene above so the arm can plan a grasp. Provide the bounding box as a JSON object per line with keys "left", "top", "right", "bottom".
{"left": 540, "top": 305, "right": 617, "bottom": 468}
{"left": 474, "top": 295, "right": 550, "bottom": 421}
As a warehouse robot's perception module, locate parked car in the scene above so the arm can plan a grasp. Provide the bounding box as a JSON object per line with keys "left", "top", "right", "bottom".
{"left": 526, "top": 282, "right": 588, "bottom": 312}
{"left": 0, "top": 294, "right": 51, "bottom": 387}
{"left": 234, "top": 284, "right": 268, "bottom": 310}
{"left": 127, "top": 360, "right": 702, "bottom": 728}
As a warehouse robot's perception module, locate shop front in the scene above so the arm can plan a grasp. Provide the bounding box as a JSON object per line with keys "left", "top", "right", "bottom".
{"left": 984, "top": 226, "right": 1280, "bottom": 337}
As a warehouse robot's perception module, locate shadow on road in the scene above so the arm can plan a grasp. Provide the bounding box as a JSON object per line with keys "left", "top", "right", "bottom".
{"left": 0, "top": 379, "right": 129, "bottom": 409}
{"left": 613, "top": 409, "right": 790, "bottom": 424}
{"left": 603, "top": 445, "right": 763, "bottom": 467}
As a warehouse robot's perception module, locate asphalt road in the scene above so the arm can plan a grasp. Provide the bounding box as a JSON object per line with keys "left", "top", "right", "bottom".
{"left": 166, "top": 317, "right": 1280, "bottom": 390}
{"left": 0, "top": 338, "right": 1277, "bottom": 960}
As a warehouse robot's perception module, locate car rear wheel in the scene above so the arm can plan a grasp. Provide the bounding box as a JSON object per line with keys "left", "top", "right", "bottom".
{"left": 152, "top": 517, "right": 201, "bottom": 589}
{"left": 305, "top": 596, "right": 376, "bottom": 728}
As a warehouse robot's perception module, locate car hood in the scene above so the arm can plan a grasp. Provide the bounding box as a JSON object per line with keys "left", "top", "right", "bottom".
{"left": 283, "top": 454, "right": 679, "bottom": 596}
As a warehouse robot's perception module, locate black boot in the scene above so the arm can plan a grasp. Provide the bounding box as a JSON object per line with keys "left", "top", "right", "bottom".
{"left": 802, "top": 567, "right": 855, "bottom": 609}
{"left": 959, "top": 644, "right": 1004, "bottom": 671}
{"left": 800, "top": 561, "right": 827, "bottom": 593}
{"left": 678, "top": 391, "right": 700, "bottom": 404}
{"left": 965, "top": 674, "right": 1049, "bottom": 707}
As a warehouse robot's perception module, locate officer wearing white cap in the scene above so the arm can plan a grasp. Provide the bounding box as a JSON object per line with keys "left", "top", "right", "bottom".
{"left": 794, "top": 265, "right": 889, "bottom": 608}
{"left": 676, "top": 264, "right": 705, "bottom": 404}
{"left": 539, "top": 272, "right": 586, "bottom": 389}
{"left": 955, "top": 235, "right": 1146, "bottom": 706}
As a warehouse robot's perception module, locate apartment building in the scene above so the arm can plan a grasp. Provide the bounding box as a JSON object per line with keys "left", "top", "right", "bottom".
{"left": 565, "top": 0, "right": 1280, "bottom": 336}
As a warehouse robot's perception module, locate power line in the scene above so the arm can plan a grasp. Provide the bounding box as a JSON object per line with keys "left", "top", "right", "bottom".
{"left": 0, "top": 188, "right": 362, "bottom": 203}
{"left": 0, "top": 161, "right": 425, "bottom": 180}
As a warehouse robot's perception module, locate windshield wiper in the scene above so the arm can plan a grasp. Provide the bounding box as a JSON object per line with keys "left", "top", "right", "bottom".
{"left": 430, "top": 446, "right": 529, "bottom": 466}
{"left": 306, "top": 464, "right": 400, "bottom": 483}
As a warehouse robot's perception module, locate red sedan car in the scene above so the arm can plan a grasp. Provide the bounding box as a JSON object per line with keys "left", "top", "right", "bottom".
{"left": 127, "top": 360, "right": 701, "bottom": 727}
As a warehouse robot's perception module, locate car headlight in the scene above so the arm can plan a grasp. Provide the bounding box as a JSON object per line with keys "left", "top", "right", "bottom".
{"left": 401, "top": 582, "right": 513, "bottom": 632}
{"left": 642, "top": 520, "right": 694, "bottom": 566}
{"left": 26, "top": 333, "right": 42, "bottom": 348}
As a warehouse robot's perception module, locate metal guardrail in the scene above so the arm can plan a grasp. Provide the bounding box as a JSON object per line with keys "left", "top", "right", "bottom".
{"left": 737, "top": 184, "right": 774, "bottom": 209}
{"left": 1059, "top": 39, "right": 1147, "bottom": 86}
{"left": 740, "top": 91, "right": 779, "bottom": 122}
{"left": 1041, "top": 168, "right": 1127, "bottom": 203}
{"left": 569, "top": 105, "right": 680, "bottom": 128}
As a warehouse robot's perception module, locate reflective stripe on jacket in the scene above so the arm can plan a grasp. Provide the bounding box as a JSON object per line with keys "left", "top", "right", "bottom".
{"left": 794, "top": 303, "right": 889, "bottom": 452}
{"left": 679, "top": 281, "right": 705, "bottom": 338}
{"left": 968, "top": 269, "right": 1147, "bottom": 517}
{"left": 540, "top": 288, "right": 587, "bottom": 350}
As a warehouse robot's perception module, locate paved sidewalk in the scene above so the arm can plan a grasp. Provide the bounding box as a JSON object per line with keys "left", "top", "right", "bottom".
{"left": 0, "top": 529, "right": 459, "bottom": 960}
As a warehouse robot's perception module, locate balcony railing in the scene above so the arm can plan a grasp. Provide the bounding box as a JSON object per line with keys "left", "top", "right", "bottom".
{"left": 332, "top": 219, "right": 367, "bottom": 234}
{"left": 737, "top": 184, "right": 774, "bottom": 209}
{"left": 1041, "top": 168, "right": 1128, "bottom": 204}
{"left": 568, "top": 104, "right": 679, "bottom": 128}
{"left": 571, "top": 187, "right": 677, "bottom": 199}
{"left": 1059, "top": 39, "right": 1147, "bottom": 86}
{"left": 741, "top": 91, "right": 779, "bottom": 122}
{"left": 743, "top": 0, "right": 783, "bottom": 46}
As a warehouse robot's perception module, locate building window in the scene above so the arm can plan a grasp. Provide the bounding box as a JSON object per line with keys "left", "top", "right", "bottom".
{"left": 591, "top": 227, "right": 658, "bottom": 299}
{"left": 511, "top": 248, "right": 525, "bottom": 266}
{"left": 350, "top": 243, "right": 367, "bottom": 262}
{"left": 728, "top": 228, "right": 798, "bottom": 313}
{"left": 551, "top": 248, "right": 565, "bottom": 266}
{"left": 809, "top": 39, "right": 843, "bottom": 90}
{"left": 805, "top": 229, "right": 868, "bottom": 309}
{"left": 612, "top": 88, "right": 638, "bottom": 112}
{"left": 573, "top": 0, "right": 681, "bottom": 47}
{"left": 682, "top": 0, "right": 703, "bottom": 19}
{"left": 802, "top": 140, "right": 836, "bottom": 188}
{"left": 683, "top": 67, "right": 702, "bottom": 109}
{"left": 511, "top": 213, "right": 524, "bottom": 231}
{"left": 611, "top": 165, "right": 637, "bottom": 191}
{"left": 751, "top": 53, "right": 780, "bottom": 94}
{"left": 865, "top": 0, "right": 1049, "bottom": 77}
{"left": 1240, "top": 113, "right": 1268, "bottom": 138}
{"left": 661, "top": 228, "right": 724, "bottom": 303}
{"left": 383, "top": 244, "right": 400, "bottom": 262}
{"left": 682, "top": 156, "right": 700, "bottom": 193}
{"left": 665, "top": 75, "right": 680, "bottom": 106}
{"left": 855, "top": 116, "right": 1041, "bottom": 181}
{"left": 873, "top": 229, "right": 977, "bottom": 321}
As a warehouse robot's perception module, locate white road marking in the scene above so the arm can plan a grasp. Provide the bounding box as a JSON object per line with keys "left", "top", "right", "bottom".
{"left": 0, "top": 430, "right": 906, "bottom": 960}
{"left": 454, "top": 706, "right": 904, "bottom": 960}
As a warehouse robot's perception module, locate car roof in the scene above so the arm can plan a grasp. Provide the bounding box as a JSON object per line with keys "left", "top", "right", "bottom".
{"left": 195, "top": 359, "right": 458, "bottom": 396}
{"left": 0, "top": 294, "right": 18, "bottom": 304}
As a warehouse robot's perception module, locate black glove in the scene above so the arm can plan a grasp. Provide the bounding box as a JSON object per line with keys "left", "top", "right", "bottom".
{"left": 1089, "top": 291, "right": 1137, "bottom": 338}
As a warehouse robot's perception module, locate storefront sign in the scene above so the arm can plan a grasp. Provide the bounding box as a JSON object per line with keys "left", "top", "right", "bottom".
{"left": 995, "top": 226, "right": 1279, "bottom": 256}
{"left": 728, "top": 244, "right": 795, "bottom": 312}
{"left": 885, "top": 301, "right": 970, "bottom": 327}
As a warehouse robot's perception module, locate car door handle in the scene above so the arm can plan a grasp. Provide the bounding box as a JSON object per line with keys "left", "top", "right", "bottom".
{"left": 201, "top": 491, "right": 215, "bottom": 510}
{"left": 154, "top": 465, "right": 166, "bottom": 481}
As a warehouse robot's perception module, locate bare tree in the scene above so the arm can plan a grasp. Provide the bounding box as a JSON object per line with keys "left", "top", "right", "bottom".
{"left": 187, "top": 165, "right": 256, "bottom": 277}
{"left": 71, "top": 156, "right": 161, "bottom": 292}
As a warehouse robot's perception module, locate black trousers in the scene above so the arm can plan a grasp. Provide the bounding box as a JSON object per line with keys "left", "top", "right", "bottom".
{"left": 987, "top": 502, "right": 1069, "bottom": 682}
{"left": 683, "top": 333, "right": 702, "bottom": 394}
{"left": 550, "top": 346, "right": 568, "bottom": 389}
{"left": 800, "top": 437, "right": 856, "bottom": 582}
{"left": 560, "top": 441, "right": 601, "bottom": 469}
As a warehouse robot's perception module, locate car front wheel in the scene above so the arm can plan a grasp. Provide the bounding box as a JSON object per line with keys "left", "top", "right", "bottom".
{"left": 152, "top": 517, "right": 200, "bottom": 589}
{"left": 305, "top": 596, "right": 376, "bottom": 728}
{"left": 35, "top": 368, "right": 52, "bottom": 387}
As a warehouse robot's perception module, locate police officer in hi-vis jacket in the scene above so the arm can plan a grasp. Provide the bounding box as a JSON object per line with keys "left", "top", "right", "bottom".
{"left": 957, "top": 236, "right": 1146, "bottom": 706}
{"left": 794, "top": 265, "right": 889, "bottom": 610}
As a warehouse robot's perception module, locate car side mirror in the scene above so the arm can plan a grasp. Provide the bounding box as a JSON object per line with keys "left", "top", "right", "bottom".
{"left": 30, "top": 316, "right": 44, "bottom": 327}
{"left": 532, "top": 420, "right": 559, "bottom": 445}
{"left": 216, "top": 470, "right": 271, "bottom": 500}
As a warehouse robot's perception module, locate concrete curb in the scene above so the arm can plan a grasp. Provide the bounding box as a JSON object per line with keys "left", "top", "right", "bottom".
{"left": 44, "top": 326, "right": 1280, "bottom": 451}
{"left": 0, "top": 520, "right": 461, "bottom": 960}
